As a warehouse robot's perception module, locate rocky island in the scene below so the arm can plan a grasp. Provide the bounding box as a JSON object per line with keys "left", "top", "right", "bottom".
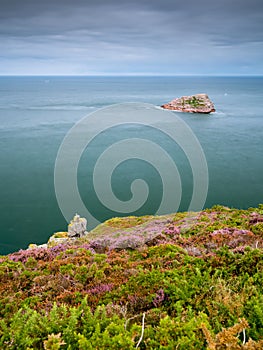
{"left": 161, "top": 93, "right": 216, "bottom": 114}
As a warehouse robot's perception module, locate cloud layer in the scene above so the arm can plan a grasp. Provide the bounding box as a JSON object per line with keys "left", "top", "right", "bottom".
{"left": 1, "top": 0, "right": 263, "bottom": 75}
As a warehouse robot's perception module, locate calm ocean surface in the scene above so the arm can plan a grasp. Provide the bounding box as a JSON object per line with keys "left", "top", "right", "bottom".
{"left": 0, "top": 76, "right": 263, "bottom": 254}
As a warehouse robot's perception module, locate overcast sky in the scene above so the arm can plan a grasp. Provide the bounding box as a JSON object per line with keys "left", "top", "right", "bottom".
{"left": 1, "top": 0, "right": 263, "bottom": 75}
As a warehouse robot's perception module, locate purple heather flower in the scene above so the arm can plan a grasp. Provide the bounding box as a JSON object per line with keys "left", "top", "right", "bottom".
{"left": 86, "top": 283, "right": 114, "bottom": 295}
{"left": 153, "top": 289, "right": 165, "bottom": 307}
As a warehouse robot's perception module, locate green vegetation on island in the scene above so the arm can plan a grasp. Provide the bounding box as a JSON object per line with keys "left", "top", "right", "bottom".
{"left": 0, "top": 205, "right": 263, "bottom": 349}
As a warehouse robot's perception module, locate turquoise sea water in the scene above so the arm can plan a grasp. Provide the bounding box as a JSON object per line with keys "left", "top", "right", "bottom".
{"left": 0, "top": 76, "right": 263, "bottom": 254}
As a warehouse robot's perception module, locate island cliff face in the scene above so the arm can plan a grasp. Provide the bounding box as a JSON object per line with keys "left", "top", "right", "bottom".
{"left": 161, "top": 93, "right": 216, "bottom": 114}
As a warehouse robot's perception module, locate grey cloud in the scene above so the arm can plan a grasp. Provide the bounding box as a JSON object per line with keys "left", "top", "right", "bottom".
{"left": 0, "top": 0, "right": 262, "bottom": 74}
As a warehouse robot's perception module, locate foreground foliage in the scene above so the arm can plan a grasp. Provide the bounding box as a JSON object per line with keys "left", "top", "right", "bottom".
{"left": 1, "top": 205, "right": 263, "bottom": 349}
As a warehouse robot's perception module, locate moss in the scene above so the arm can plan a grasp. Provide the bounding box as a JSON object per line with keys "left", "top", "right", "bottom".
{"left": 52, "top": 232, "right": 68, "bottom": 239}
{"left": 104, "top": 215, "right": 153, "bottom": 228}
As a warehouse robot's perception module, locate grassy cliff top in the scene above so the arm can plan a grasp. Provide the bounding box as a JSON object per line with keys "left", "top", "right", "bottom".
{"left": 1, "top": 205, "right": 263, "bottom": 349}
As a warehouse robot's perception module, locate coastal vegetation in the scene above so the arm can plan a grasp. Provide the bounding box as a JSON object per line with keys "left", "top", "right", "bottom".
{"left": 0, "top": 205, "right": 263, "bottom": 349}
{"left": 184, "top": 96, "right": 205, "bottom": 108}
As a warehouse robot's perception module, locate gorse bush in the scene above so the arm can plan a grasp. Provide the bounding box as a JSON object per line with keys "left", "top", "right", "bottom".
{"left": 0, "top": 206, "right": 263, "bottom": 349}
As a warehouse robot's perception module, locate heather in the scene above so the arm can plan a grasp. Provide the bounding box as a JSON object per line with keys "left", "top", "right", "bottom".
{"left": 0, "top": 205, "right": 263, "bottom": 349}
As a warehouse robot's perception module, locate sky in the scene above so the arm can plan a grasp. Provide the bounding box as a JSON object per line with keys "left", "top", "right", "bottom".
{"left": 1, "top": 0, "right": 263, "bottom": 75}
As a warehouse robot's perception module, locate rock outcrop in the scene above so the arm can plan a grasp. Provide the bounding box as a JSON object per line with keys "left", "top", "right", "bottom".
{"left": 161, "top": 93, "right": 215, "bottom": 114}
{"left": 68, "top": 214, "right": 88, "bottom": 238}
{"left": 28, "top": 214, "right": 88, "bottom": 249}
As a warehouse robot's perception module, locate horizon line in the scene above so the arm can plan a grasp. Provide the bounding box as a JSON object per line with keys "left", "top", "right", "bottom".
{"left": 1, "top": 74, "right": 263, "bottom": 77}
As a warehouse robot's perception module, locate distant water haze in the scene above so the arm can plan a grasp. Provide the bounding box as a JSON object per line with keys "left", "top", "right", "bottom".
{"left": 0, "top": 76, "right": 263, "bottom": 254}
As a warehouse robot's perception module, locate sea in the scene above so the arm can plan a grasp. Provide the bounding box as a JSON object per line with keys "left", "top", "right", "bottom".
{"left": 0, "top": 76, "right": 263, "bottom": 254}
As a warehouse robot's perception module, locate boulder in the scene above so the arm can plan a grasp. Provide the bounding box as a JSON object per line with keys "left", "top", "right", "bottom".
{"left": 161, "top": 93, "right": 215, "bottom": 114}
{"left": 68, "top": 214, "right": 88, "bottom": 238}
